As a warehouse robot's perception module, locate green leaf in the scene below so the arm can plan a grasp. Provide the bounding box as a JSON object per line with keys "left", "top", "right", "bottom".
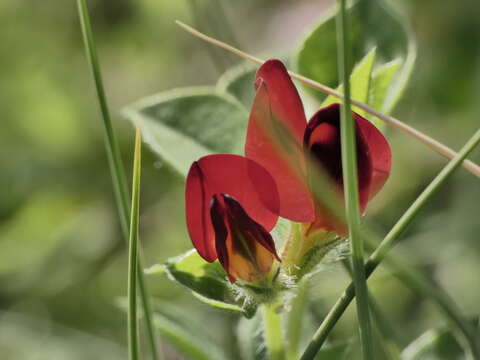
{"left": 295, "top": 0, "right": 416, "bottom": 106}
{"left": 314, "top": 343, "right": 350, "bottom": 359}
{"left": 322, "top": 48, "right": 377, "bottom": 117}
{"left": 237, "top": 313, "right": 266, "bottom": 360}
{"left": 401, "top": 327, "right": 468, "bottom": 360}
{"left": 369, "top": 59, "right": 402, "bottom": 119}
{"left": 154, "top": 313, "right": 226, "bottom": 360}
{"left": 117, "top": 298, "right": 227, "bottom": 360}
{"left": 217, "top": 62, "right": 257, "bottom": 109}
{"left": 123, "top": 87, "right": 248, "bottom": 177}
{"left": 150, "top": 249, "right": 257, "bottom": 317}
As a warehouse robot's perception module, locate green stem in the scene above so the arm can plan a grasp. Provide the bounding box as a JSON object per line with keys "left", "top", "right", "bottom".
{"left": 76, "top": 1, "right": 160, "bottom": 359}
{"left": 300, "top": 128, "right": 480, "bottom": 360}
{"left": 286, "top": 278, "right": 310, "bottom": 360}
{"left": 336, "top": 0, "right": 374, "bottom": 358}
{"left": 263, "top": 301, "right": 285, "bottom": 360}
{"left": 128, "top": 129, "right": 142, "bottom": 360}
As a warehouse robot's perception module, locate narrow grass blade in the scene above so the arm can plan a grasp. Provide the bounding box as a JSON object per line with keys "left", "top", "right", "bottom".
{"left": 127, "top": 128, "right": 142, "bottom": 360}
{"left": 300, "top": 128, "right": 480, "bottom": 360}
{"left": 336, "top": 0, "right": 374, "bottom": 357}
{"left": 342, "top": 260, "right": 402, "bottom": 359}
{"left": 76, "top": 1, "right": 160, "bottom": 359}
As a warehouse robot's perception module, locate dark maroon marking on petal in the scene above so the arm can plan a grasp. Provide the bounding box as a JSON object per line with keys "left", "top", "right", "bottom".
{"left": 210, "top": 194, "right": 234, "bottom": 282}
{"left": 222, "top": 194, "right": 281, "bottom": 262}
{"left": 305, "top": 103, "right": 373, "bottom": 213}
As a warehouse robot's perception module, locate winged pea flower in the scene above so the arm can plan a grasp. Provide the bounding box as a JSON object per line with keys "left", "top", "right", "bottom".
{"left": 246, "top": 59, "right": 391, "bottom": 236}
{"left": 185, "top": 59, "right": 391, "bottom": 283}
{"left": 185, "top": 154, "right": 281, "bottom": 283}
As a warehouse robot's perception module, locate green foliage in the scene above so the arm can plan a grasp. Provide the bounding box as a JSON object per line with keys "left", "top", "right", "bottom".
{"left": 117, "top": 298, "right": 228, "bottom": 360}
{"left": 123, "top": 88, "right": 248, "bottom": 177}
{"left": 153, "top": 313, "right": 226, "bottom": 360}
{"left": 314, "top": 343, "right": 350, "bottom": 359}
{"left": 295, "top": 0, "right": 416, "bottom": 114}
{"left": 149, "top": 249, "right": 257, "bottom": 318}
{"left": 0, "top": 191, "right": 78, "bottom": 275}
{"left": 237, "top": 313, "right": 266, "bottom": 360}
{"left": 401, "top": 323, "right": 478, "bottom": 360}
{"left": 0, "top": 312, "right": 125, "bottom": 360}
{"left": 217, "top": 62, "right": 257, "bottom": 109}
{"left": 321, "top": 48, "right": 377, "bottom": 117}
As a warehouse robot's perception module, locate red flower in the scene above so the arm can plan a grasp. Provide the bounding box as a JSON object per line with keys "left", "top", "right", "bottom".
{"left": 245, "top": 59, "right": 391, "bottom": 235}
{"left": 185, "top": 154, "right": 281, "bottom": 282}
{"left": 185, "top": 60, "right": 391, "bottom": 282}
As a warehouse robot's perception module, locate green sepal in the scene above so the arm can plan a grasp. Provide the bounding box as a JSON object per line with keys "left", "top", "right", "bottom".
{"left": 281, "top": 222, "right": 344, "bottom": 281}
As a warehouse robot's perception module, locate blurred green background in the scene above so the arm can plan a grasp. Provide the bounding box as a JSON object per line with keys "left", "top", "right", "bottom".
{"left": 0, "top": 0, "right": 479, "bottom": 359}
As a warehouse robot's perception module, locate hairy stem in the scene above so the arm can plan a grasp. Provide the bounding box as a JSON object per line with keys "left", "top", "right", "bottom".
{"left": 262, "top": 301, "right": 285, "bottom": 360}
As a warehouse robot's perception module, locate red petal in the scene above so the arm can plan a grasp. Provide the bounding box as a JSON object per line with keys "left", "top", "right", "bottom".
{"left": 222, "top": 194, "right": 280, "bottom": 262}
{"left": 245, "top": 60, "right": 315, "bottom": 222}
{"left": 254, "top": 59, "right": 307, "bottom": 143}
{"left": 212, "top": 194, "right": 279, "bottom": 283}
{"left": 185, "top": 154, "right": 279, "bottom": 262}
{"left": 210, "top": 194, "right": 233, "bottom": 281}
{"left": 304, "top": 104, "right": 375, "bottom": 234}
{"left": 355, "top": 113, "right": 392, "bottom": 200}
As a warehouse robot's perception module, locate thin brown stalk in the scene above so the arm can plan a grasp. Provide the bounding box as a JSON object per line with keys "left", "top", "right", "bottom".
{"left": 175, "top": 20, "right": 480, "bottom": 178}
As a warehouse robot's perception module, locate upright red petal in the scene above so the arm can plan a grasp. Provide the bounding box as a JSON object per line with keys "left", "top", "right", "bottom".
{"left": 254, "top": 59, "right": 307, "bottom": 143}
{"left": 354, "top": 113, "right": 392, "bottom": 200}
{"left": 185, "top": 154, "right": 279, "bottom": 262}
{"left": 245, "top": 59, "right": 315, "bottom": 222}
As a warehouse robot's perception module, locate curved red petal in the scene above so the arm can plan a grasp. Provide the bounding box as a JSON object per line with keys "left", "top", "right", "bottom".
{"left": 354, "top": 113, "right": 392, "bottom": 200}
{"left": 185, "top": 154, "right": 279, "bottom": 262}
{"left": 245, "top": 61, "right": 315, "bottom": 222}
{"left": 210, "top": 194, "right": 233, "bottom": 281}
{"left": 304, "top": 104, "right": 373, "bottom": 234}
{"left": 222, "top": 194, "right": 280, "bottom": 262}
{"left": 213, "top": 194, "right": 278, "bottom": 283}
{"left": 185, "top": 162, "right": 217, "bottom": 262}
{"left": 254, "top": 59, "right": 307, "bottom": 143}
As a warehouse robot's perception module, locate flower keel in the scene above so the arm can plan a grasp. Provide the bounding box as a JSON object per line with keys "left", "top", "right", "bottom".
{"left": 211, "top": 194, "right": 280, "bottom": 283}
